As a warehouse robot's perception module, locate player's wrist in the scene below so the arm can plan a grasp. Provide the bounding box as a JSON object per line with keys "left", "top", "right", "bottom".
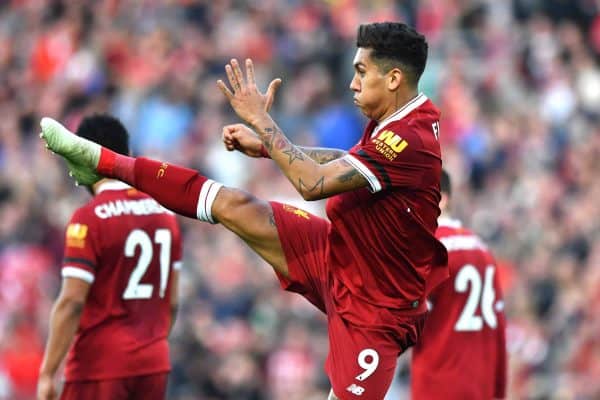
{"left": 248, "top": 114, "right": 274, "bottom": 133}
{"left": 259, "top": 144, "right": 271, "bottom": 158}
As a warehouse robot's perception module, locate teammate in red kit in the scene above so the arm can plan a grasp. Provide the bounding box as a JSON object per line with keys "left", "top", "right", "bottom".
{"left": 40, "top": 23, "right": 447, "bottom": 399}
{"left": 411, "top": 170, "right": 507, "bottom": 400}
{"left": 37, "top": 115, "right": 182, "bottom": 400}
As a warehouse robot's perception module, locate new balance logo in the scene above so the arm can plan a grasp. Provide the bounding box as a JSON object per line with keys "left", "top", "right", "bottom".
{"left": 346, "top": 383, "right": 365, "bottom": 396}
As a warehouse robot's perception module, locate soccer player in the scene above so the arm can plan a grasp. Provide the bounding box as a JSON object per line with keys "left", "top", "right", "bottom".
{"left": 411, "top": 170, "right": 507, "bottom": 399}
{"left": 37, "top": 115, "right": 183, "bottom": 400}
{"left": 40, "top": 22, "right": 448, "bottom": 400}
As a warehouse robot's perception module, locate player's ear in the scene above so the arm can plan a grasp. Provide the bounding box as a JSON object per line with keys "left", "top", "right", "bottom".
{"left": 387, "top": 68, "right": 403, "bottom": 91}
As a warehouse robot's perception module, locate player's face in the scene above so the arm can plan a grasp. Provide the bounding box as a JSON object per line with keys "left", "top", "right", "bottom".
{"left": 349, "top": 48, "right": 390, "bottom": 121}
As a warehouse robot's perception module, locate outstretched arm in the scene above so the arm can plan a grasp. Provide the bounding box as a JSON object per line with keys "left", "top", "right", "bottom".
{"left": 222, "top": 124, "right": 347, "bottom": 164}
{"left": 217, "top": 59, "right": 367, "bottom": 200}
{"left": 252, "top": 117, "right": 364, "bottom": 200}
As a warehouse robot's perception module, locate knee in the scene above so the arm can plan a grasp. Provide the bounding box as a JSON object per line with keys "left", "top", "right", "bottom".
{"left": 211, "top": 188, "right": 264, "bottom": 226}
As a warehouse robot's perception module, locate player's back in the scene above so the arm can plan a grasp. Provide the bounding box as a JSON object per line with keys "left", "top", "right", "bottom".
{"left": 411, "top": 218, "right": 507, "bottom": 400}
{"left": 61, "top": 181, "right": 182, "bottom": 381}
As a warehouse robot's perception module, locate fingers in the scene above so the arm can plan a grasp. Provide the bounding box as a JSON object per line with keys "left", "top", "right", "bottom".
{"left": 220, "top": 58, "right": 279, "bottom": 111}
{"left": 230, "top": 59, "right": 246, "bottom": 92}
{"left": 223, "top": 124, "right": 242, "bottom": 133}
{"left": 224, "top": 141, "right": 236, "bottom": 151}
{"left": 222, "top": 126, "right": 235, "bottom": 151}
{"left": 265, "top": 78, "right": 282, "bottom": 111}
{"left": 245, "top": 59, "right": 256, "bottom": 86}
{"left": 217, "top": 80, "right": 233, "bottom": 100}
{"left": 222, "top": 125, "right": 246, "bottom": 151}
{"left": 225, "top": 64, "right": 239, "bottom": 92}
{"left": 219, "top": 59, "right": 251, "bottom": 98}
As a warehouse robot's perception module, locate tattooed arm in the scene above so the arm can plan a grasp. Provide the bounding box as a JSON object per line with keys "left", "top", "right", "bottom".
{"left": 221, "top": 123, "right": 346, "bottom": 164}
{"left": 216, "top": 58, "right": 368, "bottom": 199}
{"left": 298, "top": 147, "right": 347, "bottom": 164}
{"left": 251, "top": 115, "right": 368, "bottom": 200}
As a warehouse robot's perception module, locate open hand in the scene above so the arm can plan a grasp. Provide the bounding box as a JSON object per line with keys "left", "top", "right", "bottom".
{"left": 222, "top": 124, "right": 265, "bottom": 158}
{"left": 217, "top": 58, "right": 281, "bottom": 125}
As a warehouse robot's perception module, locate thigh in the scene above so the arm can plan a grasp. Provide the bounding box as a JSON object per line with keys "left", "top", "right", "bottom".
{"left": 326, "top": 312, "right": 401, "bottom": 400}
{"left": 131, "top": 372, "right": 168, "bottom": 400}
{"left": 211, "top": 188, "right": 288, "bottom": 275}
{"left": 214, "top": 191, "right": 330, "bottom": 312}
{"left": 270, "top": 201, "right": 330, "bottom": 313}
{"left": 60, "top": 379, "right": 128, "bottom": 400}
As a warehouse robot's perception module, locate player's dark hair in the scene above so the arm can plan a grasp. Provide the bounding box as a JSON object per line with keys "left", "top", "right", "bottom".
{"left": 356, "top": 22, "right": 428, "bottom": 86}
{"left": 76, "top": 114, "right": 129, "bottom": 156}
{"left": 441, "top": 169, "right": 452, "bottom": 197}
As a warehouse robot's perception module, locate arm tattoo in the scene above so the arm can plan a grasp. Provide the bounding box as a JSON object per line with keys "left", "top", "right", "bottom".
{"left": 336, "top": 159, "right": 360, "bottom": 183}
{"left": 257, "top": 123, "right": 347, "bottom": 197}
{"left": 260, "top": 126, "right": 345, "bottom": 165}
{"left": 262, "top": 125, "right": 305, "bottom": 165}
{"left": 268, "top": 211, "right": 276, "bottom": 226}
{"left": 337, "top": 169, "right": 360, "bottom": 183}
{"left": 283, "top": 147, "right": 305, "bottom": 165}
{"left": 298, "top": 176, "right": 325, "bottom": 197}
{"left": 262, "top": 127, "right": 277, "bottom": 151}
{"left": 300, "top": 147, "right": 347, "bottom": 164}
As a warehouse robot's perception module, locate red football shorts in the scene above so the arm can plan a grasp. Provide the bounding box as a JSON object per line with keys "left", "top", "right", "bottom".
{"left": 60, "top": 372, "right": 168, "bottom": 400}
{"left": 270, "top": 202, "right": 425, "bottom": 400}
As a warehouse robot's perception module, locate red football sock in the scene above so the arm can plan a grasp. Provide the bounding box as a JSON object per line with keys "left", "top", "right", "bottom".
{"left": 97, "top": 148, "right": 135, "bottom": 184}
{"left": 133, "top": 157, "right": 207, "bottom": 219}
{"left": 97, "top": 148, "right": 222, "bottom": 221}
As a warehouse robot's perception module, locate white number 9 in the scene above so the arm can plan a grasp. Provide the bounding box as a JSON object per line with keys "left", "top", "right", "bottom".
{"left": 355, "top": 349, "right": 379, "bottom": 381}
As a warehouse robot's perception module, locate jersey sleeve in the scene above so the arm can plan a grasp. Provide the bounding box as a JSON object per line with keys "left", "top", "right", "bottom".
{"left": 61, "top": 207, "right": 100, "bottom": 284}
{"left": 170, "top": 217, "right": 183, "bottom": 271}
{"left": 344, "top": 120, "right": 439, "bottom": 193}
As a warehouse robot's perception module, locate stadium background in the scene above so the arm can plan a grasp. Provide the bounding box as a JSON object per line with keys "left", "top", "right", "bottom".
{"left": 0, "top": 0, "right": 599, "bottom": 399}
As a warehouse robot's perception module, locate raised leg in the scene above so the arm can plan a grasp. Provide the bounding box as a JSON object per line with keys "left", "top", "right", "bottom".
{"left": 40, "top": 117, "right": 289, "bottom": 277}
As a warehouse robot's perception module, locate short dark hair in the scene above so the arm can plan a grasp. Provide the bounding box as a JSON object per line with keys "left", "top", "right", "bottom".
{"left": 441, "top": 169, "right": 452, "bottom": 197}
{"left": 356, "top": 22, "right": 428, "bottom": 86}
{"left": 75, "top": 114, "right": 129, "bottom": 156}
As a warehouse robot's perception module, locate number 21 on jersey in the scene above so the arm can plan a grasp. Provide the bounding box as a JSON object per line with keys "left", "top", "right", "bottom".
{"left": 123, "top": 228, "right": 172, "bottom": 300}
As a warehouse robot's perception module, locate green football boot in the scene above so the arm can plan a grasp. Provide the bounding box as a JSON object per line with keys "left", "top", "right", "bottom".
{"left": 40, "top": 117, "right": 102, "bottom": 170}
{"left": 40, "top": 117, "right": 104, "bottom": 186}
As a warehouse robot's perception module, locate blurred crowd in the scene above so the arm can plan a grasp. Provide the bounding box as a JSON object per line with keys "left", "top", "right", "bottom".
{"left": 0, "top": 0, "right": 599, "bottom": 399}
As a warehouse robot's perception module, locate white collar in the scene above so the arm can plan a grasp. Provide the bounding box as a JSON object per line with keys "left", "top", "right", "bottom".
{"left": 371, "top": 93, "right": 428, "bottom": 137}
{"left": 96, "top": 180, "right": 132, "bottom": 194}
{"left": 438, "top": 217, "right": 462, "bottom": 228}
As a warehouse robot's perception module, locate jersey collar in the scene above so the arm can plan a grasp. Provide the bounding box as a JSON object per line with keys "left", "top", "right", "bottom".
{"left": 96, "top": 180, "right": 132, "bottom": 194}
{"left": 438, "top": 217, "right": 462, "bottom": 228}
{"left": 371, "top": 93, "right": 428, "bottom": 138}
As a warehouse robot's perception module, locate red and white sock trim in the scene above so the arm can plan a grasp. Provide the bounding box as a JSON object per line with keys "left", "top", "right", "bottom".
{"left": 196, "top": 179, "right": 223, "bottom": 223}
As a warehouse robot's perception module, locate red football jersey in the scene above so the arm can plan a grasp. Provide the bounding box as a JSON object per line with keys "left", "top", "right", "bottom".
{"left": 326, "top": 93, "right": 448, "bottom": 330}
{"left": 411, "top": 218, "right": 507, "bottom": 399}
{"left": 61, "top": 181, "right": 182, "bottom": 381}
